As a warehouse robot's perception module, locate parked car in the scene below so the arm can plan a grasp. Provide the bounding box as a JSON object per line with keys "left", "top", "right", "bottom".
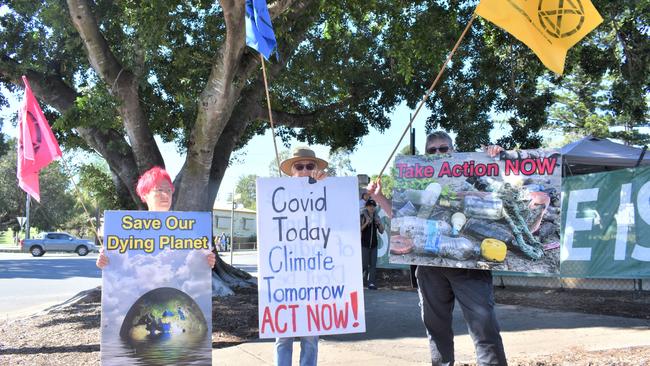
{"left": 20, "top": 232, "right": 98, "bottom": 257}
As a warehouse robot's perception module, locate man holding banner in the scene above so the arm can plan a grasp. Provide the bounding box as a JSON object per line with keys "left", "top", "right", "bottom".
{"left": 368, "top": 131, "right": 507, "bottom": 366}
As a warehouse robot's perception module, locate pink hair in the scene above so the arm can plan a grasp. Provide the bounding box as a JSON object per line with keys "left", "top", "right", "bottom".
{"left": 136, "top": 166, "right": 174, "bottom": 202}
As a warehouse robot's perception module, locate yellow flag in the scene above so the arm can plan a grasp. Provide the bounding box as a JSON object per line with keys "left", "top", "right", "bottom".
{"left": 476, "top": 0, "right": 603, "bottom": 74}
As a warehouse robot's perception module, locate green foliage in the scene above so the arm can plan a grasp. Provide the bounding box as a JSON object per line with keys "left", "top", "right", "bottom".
{"left": 0, "top": 228, "right": 40, "bottom": 245}
{"left": 1, "top": 0, "right": 647, "bottom": 209}
{"left": 399, "top": 144, "right": 419, "bottom": 155}
{"left": 547, "top": 0, "right": 650, "bottom": 145}
{"left": 235, "top": 174, "right": 258, "bottom": 210}
{"left": 327, "top": 148, "right": 356, "bottom": 177}
{"left": 77, "top": 163, "right": 124, "bottom": 210}
{"left": 268, "top": 150, "right": 291, "bottom": 177}
{"left": 0, "top": 139, "right": 79, "bottom": 231}
{"left": 370, "top": 172, "right": 394, "bottom": 199}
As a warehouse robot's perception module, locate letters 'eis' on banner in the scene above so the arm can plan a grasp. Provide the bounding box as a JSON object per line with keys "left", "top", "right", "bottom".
{"left": 475, "top": 0, "right": 603, "bottom": 74}
{"left": 100, "top": 210, "right": 213, "bottom": 366}
{"left": 562, "top": 166, "right": 650, "bottom": 278}
{"left": 256, "top": 177, "right": 366, "bottom": 338}
{"left": 389, "top": 150, "right": 562, "bottom": 275}
{"left": 17, "top": 76, "right": 62, "bottom": 202}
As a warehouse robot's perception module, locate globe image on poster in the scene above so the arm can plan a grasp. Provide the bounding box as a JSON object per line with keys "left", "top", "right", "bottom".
{"left": 118, "top": 287, "right": 209, "bottom": 365}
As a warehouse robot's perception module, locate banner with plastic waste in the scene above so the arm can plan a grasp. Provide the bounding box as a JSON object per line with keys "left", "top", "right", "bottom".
{"left": 389, "top": 150, "right": 561, "bottom": 274}
{"left": 561, "top": 166, "right": 650, "bottom": 278}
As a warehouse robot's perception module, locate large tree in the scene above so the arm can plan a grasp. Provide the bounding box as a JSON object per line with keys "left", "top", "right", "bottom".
{"left": 1, "top": 1, "right": 647, "bottom": 293}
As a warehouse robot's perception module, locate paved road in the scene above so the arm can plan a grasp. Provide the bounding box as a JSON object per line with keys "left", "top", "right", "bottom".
{"left": 0, "top": 250, "right": 259, "bottom": 319}
{"left": 216, "top": 289, "right": 650, "bottom": 365}
{"left": 220, "top": 250, "right": 259, "bottom": 277}
{"left": 0, "top": 252, "right": 101, "bottom": 318}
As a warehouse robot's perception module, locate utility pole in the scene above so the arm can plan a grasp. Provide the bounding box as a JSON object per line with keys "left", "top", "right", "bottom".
{"left": 229, "top": 187, "right": 236, "bottom": 266}
{"left": 25, "top": 193, "right": 31, "bottom": 240}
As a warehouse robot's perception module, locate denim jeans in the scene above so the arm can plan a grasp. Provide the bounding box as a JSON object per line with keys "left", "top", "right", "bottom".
{"left": 361, "top": 246, "right": 378, "bottom": 285}
{"left": 274, "top": 336, "right": 319, "bottom": 366}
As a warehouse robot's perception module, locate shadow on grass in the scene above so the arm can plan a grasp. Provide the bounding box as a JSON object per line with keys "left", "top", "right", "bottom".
{"left": 0, "top": 344, "right": 100, "bottom": 355}
{"left": 37, "top": 313, "right": 100, "bottom": 330}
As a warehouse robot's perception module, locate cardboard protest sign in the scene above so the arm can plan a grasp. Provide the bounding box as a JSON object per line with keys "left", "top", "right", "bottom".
{"left": 101, "top": 210, "right": 212, "bottom": 366}
{"left": 389, "top": 150, "right": 561, "bottom": 274}
{"left": 256, "top": 177, "right": 365, "bottom": 338}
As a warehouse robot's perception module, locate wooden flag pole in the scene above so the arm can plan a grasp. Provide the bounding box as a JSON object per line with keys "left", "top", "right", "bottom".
{"left": 260, "top": 54, "right": 283, "bottom": 177}
{"left": 377, "top": 13, "right": 477, "bottom": 179}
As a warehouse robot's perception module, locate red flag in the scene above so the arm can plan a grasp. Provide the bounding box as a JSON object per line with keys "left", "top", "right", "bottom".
{"left": 17, "top": 76, "right": 62, "bottom": 202}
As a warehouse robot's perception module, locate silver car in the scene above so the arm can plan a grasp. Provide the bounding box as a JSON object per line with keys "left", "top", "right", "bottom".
{"left": 21, "top": 232, "right": 98, "bottom": 257}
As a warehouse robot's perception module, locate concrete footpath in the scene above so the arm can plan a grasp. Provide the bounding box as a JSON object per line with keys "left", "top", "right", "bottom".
{"left": 214, "top": 289, "right": 650, "bottom": 365}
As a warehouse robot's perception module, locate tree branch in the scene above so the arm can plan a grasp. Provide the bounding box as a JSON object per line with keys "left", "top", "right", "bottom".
{"left": 65, "top": 0, "right": 123, "bottom": 86}
{"left": 268, "top": 0, "right": 298, "bottom": 18}
{"left": 66, "top": 0, "right": 163, "bottom": 171}
{"left": 0, "top": 60, "right": 145, "bottom": 208}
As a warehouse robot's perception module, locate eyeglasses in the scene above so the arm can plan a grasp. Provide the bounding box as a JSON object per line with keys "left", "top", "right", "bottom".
{"left": 152, "top": 188, "right": 173, "bottom": 195}
{"left": 426, "top": 145, "right": 450, "bottom": 154}
{"left": 293, "top": 163, "right": 316, "bottom": 171}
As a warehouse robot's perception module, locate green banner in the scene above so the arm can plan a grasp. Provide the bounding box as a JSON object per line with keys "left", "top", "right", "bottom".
{"left": 561, "top": 166, "right": 650, "bottom": 278}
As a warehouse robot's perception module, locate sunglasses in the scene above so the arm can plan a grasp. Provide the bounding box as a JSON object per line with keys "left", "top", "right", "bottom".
{"left": 426, "top": 146, "right": 450, "bottom": 154}
{"left": 293, "top": 163, "right": 316, "bottom": 171}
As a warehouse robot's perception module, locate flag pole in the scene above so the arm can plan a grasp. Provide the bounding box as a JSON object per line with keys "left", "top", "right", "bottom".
{"left": 376, "top": 13, "right": 477, "bottom": 179}
{"left": 25, "top": 193, "right": 31, "bottom": 240}
{"left": 260, "top": 54, "right": 283, "bottom": 177}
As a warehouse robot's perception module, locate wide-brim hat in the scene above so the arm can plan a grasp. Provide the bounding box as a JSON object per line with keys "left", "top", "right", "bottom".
{"left": 280, "top": 147, "right": 328, "bottom": 176}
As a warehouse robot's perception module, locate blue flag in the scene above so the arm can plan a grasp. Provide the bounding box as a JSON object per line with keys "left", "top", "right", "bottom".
{"left": 245, "top": 0, "right": 277, "bottom": 61}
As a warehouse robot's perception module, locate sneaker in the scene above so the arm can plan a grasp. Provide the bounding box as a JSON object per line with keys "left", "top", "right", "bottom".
{"left": 368, "top": 283, "right": 377, "bottom": 290}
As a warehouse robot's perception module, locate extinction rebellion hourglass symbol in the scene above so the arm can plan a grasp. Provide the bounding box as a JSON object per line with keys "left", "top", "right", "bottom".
{"left": 538, "top": 0, "right": 585, "bottom": 39}
{"left": 20, "top": 110, "right": 43, "bottom": 154}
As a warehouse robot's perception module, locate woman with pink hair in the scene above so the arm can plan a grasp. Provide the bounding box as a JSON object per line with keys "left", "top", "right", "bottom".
{"left": 96, "top": 166, "right": 216, "bottom": 269}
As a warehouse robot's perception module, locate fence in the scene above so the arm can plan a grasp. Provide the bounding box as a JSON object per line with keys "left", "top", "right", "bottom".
{"left": 494, "top": 273, "right": 648, "bottom": 291}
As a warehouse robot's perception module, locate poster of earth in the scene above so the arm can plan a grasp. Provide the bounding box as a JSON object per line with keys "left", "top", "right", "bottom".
{"left": 100, "top": 210, "right": 213, "bottom": 365}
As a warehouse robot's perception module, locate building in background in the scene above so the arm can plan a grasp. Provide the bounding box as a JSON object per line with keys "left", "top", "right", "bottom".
{"left": 212, "top": 202, "right": 257, "bottom": 249}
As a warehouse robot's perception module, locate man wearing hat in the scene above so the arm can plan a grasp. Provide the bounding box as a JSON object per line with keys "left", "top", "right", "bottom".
{"left": 274, "top": 147, "right": 328, "bottom": 366}
{"left": 360, "top": 198, "right": 384, "bottom": 290}
{"left": 279, "top": 147, "right": 328, "bottom": 179}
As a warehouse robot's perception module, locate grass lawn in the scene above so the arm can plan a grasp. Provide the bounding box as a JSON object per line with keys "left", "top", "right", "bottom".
{"left": 0, "top": 228, "right": 39, "bottom": 246}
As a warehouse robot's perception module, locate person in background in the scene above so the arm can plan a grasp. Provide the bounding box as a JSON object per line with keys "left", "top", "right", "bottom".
{"left": 359, "top": 191, "right": 370, "bottom": 209}
{"left": 274, "top": 147, "right": 328, "bottom": 366}
{"left": 367, "top": 131, "right": 507, "bottom": 366}
{"left": 360, "top": 199, "right": 384, "bottom": 290}
{"left": 96, "top": 166, "right": 216, "bottom": 269}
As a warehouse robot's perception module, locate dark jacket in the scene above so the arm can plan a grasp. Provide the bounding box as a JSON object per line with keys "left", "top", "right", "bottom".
{"left": 360, "top": 209, "right": 384, "bottom": 249}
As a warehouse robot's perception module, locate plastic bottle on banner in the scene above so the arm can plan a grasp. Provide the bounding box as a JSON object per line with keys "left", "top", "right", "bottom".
{"left": 463, "top": 195, "right": 503, "bottom": 219}
{"left": 400, "top": 217, "right": 451, "bottom": 245}
{"left": 424, "top": 233, "right": 480, "bottom": 261}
